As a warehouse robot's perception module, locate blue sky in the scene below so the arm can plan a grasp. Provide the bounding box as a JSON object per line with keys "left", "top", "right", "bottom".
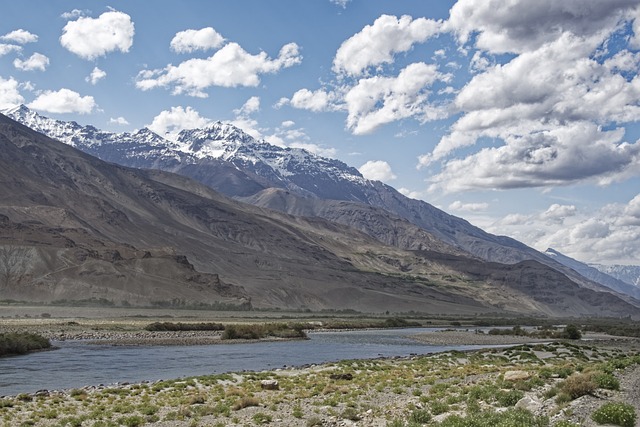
{"left": 2, "top": 0, "right": 640, "bottom": 265}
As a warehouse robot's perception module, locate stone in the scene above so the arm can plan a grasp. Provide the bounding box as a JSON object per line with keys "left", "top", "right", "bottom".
{"left": 504, "top": 370, "right": 531, "bottom": 381}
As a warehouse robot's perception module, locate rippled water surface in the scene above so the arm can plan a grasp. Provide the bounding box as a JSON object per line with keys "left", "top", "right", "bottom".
{"left": 0, "top": 328, "right": 491, "bottom": 396}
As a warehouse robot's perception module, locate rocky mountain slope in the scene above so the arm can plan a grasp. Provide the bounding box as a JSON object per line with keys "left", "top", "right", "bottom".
{"left": 544, "top": 248, "right": 640, "bottom": 300}
{"left": 1, "top": 105, "right": 553, "bottom": 265}
{"left": 2, "top": 108, "right": 639, "bottom": 316}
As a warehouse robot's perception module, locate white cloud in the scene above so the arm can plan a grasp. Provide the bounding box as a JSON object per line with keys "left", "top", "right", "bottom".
{"left": 60, "top": 10, "right": 134, "bottom": 60}
{"left": 0, "top": 76, "right": 24, "bottom": 108}
{"left": 0, "top": 44, "right": 22, "bottom": 57}
{"left": 446, "top": 0, "right": 638, "bottom": 54}
{"left": 234, "top": 96, "right": 260, "bottom": 116}
{"left": 428, "top": 122, "right": 640, "bottom": 192}
{"left": 13, "top": 53, "right": 49, "bottom": 71}
{"left": 284, "top": 88, "right": 338, "bottom": 112}
{"left": 170, "top": 27, "right": 225, "bottom": 53}
{"left": 1, "top": 29, "right": 38, "bottom": 44}
{"left": 488, "top": 195, "right": 640, "bottom": 264}
{"left": 109, "top": 116, "right": 129, "bottom": 125}
{"left": 60, "top": 9, "right": 89, "bottom": 20}
{"left": 136, "top": 42, "right": 301, "bottom": 97}
{"left": 147, "top": 106, "right": 211, "bottom": 137}
{"left": 448, "top": 201, "right": 489, "bottom": 212}
{"left": 541, "top": 204, "right": 577, "bottom": 224}
{"left": 330, "top": 0, "right": 351, "bottom": 8}
{"left": 345, "top": 62, "right": 449, "bottom": 135}
{"left": 86, "top": 67, "right": 107, "bottom": 85}
{"left": 359, "top": 160, "right": 397, "bottom": 182}
{"left": 334, "top": 14, "right": 441, "bottom": 76}
{"left": 281, "top": 120, "right": 295, "bottom": 128}
{"left": 28, "top": 88, "right": 96, "bottom": 114}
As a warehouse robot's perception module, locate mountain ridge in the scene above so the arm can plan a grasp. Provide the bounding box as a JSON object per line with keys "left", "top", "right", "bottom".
{"left": 3, "top": 106, "right": 639, "bottom": 310}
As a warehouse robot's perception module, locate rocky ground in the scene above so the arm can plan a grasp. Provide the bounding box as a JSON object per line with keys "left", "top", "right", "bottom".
{"left": 1, "top": 326, "right": 639, "bottom": 426}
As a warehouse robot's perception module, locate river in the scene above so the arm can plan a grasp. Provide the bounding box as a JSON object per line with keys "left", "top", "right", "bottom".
{"left": 0, "top": 328, "right": 494, "bottom": 396}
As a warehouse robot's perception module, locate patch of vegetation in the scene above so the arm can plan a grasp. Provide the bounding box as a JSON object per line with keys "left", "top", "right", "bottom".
{"left": 144, "top": 322, "right": 224, "bottom": 331}
{"left": 591, "top": 402, "right": 637, "bottom": 427}
{"left": 0, "top": 332, "right": 51, "bottom": 357}
{"left": 222, "top": 323, "right": 306, "bottom": 340}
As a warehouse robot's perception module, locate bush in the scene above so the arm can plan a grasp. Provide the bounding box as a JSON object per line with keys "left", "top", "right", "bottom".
{"left": 222, "top": 323, "right": 307, "bottom": 340}
{"left": 561, "top": 372, "right": 596, "bottom": 399}
{"left": 591, "top": 371, "right": 620, "bottom": 390}
{"left": 563, "top": 324, "right": 582, "bottom": 340}
{"left": 591, "top": 402, "right": 637, "bottom": 427}
{"left": 0, "top": 332, "right": 51, "bottom": 357}
{"left": 144, "top": 322, "right": 224, "bottom": 331}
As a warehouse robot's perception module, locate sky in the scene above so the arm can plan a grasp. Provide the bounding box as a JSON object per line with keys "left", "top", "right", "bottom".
{"left": 2, "top": 0, "right": 640, "bottom": 266}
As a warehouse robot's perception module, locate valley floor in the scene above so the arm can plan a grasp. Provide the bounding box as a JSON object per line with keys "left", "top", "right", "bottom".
{"left": 1, "top": 312, "right": 639, "bottom": 426}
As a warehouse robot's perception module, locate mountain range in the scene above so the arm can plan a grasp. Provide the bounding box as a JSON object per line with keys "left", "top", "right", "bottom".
{"left": 1, "top": 105, "right": 639, "bottom": 317}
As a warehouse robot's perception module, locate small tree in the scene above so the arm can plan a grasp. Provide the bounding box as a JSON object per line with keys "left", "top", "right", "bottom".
{"left": 563, "top": 324, "right": 582, "bottom": 340}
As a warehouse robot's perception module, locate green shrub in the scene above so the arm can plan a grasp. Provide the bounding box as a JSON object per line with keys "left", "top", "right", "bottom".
{"left": 144, "top": 321, "right": 224, "bottom": 331}
{"left": 496, "top": 389, "right": 524, "bottom": 407}
{"left": 438, "top": 408, "right": 548, "bottom": 427}
{"left": 591, "top": 402, "right": 637, "bottom": 427}
{"left": 409, "top": 409, "right": 431, "bottom": 423}
{"left": 591, "top": 371, "right": 620, "bottom": 390}
{"left": 252, "top": 412, "right": 272, "bottom": 424}
{"left": 0, "top": 332, "right": 51, "bottom": 356}
{"left": 553, "top": 421, "right": 579, "bottom": 427}
{"left": 563, "top": 324, "right": 582, "bottom": 340}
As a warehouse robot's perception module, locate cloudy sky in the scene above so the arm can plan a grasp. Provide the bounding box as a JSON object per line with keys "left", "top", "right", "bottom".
{"left": 2, "top": 0, "right": 640, "bottom": 265}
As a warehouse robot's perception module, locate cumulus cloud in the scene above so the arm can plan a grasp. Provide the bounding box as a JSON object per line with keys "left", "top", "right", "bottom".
{"left": 85, "top": 67, "right": 107, "bottom": 85}
{"left": 170, "top": 27, "right": 225, "bottom": 53}
{"left": 1, "top": 29, "right": 38, "bottom": 44}
{"left": 28, "top": 88, "right": 96, "bottom": 114}
{"left": 359, "top": 160, "right": 397, "bottom": 182}
{"left": 541, "top": 204, "right": 577, "bottom": 224}
{"left": 109, "top": 116, "right": 129, "bottom": 125}
{"left": 60, "top": 10, "right": 134, "bottom": 60}
{"left": 488, "top": 195, "right": 640, "bottom": 264}
{"left": 279, "top": 88, "right": 339, "bottom": 112}
{"left": 13, "top": 53, "right": 49, "bottom": 71}
{"left": 0, "top": 44, "right": 21, "bottom": 56}
{"left": 234, "top": 96, "right": 260, "bottom": 116}
{"left": 446, "top": 0, "right": 638, "bottom": 54}
{"left": 448, "top": 200, "right": 489, "bottom": 212}
{"left": 0, "top": 76, "right": 24, "bottom": 108}
{"left": 136, "top": 42, "right": 301, "bottom": 97}
{"left": 428, "top": 122, "right": 640, "bottom": 192}
{"left": 334, "top": 14, "right": 441, "bottom": 76}
{"left": 345, "top": 62, "right": 449, "bottom": 134}
{"left": 420, "top": 3, "right": 640, "bottom": 193}
{"left": 147, "top": 106, "right": 211, "bottom": 137}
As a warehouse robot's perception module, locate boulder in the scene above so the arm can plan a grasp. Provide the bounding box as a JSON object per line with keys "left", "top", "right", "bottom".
{"left": 504, "top": 370, "right": 531, "bottom": 381}
{"left": 260, "top": 379, "right": 279, "bottom": 390}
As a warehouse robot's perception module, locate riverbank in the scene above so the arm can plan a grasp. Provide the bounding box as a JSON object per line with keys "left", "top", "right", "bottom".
{"left": 1, "top": 336, "right": 639, "bottom": 426}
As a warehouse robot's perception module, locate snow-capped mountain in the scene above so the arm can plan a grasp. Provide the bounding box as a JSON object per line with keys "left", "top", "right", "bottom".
{"left": 590, "top": 264, "right": 640, "bottom": 288}
{"left": 2, "top": 105, "right": 368, "bottom": 198}
{"left": 0, "top": 107, "right": 618, "bottom": 268}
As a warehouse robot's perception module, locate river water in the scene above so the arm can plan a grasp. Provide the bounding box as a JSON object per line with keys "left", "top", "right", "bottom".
{"left": 0, "top": 328, "right": 493, "bottom": 396}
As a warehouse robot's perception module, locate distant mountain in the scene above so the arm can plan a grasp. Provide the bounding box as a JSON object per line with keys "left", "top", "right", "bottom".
{"left": 0, "top": 105, "right": 568, "bottom": 265}
{"left": 590, "top": 264, "right": 640, "bottom": 288}
{"left": 3, "top": 106, "right": 639, "bottom": 316}
{"left": 544, "top": 248, "right": 640, "bottom": 300}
